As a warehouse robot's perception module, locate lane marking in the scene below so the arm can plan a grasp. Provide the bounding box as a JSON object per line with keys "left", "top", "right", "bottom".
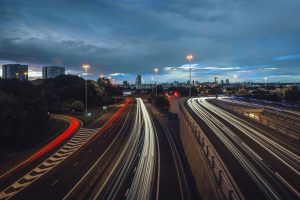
{"left": 73, "top": 162, "right": 79, "bottom": 167}
{"left": 51, "top": 179, "right": 60, "bottom": 186}
{"left": 0, "top": 127, "right": 99, "bottom": 200}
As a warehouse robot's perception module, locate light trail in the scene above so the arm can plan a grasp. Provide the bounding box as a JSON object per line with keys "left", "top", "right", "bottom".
{"left": 220, "top": 97, "right": 300, "bottom": 123}
{"left": 92, "top": 98, "right": 157, "bottom": 200}
{"left": 0, "top": 115, "right": 80, "bottom": 180}
{"left": 126, "top": 98, "right": 157, "bottom": 200}
{"left": 187, "top": 97, "right": 300, "bottom": 199}
{"left": 0, "top": 100, "right": 131, "bottom": 200}
{"left": 198, "top": 98, "right": 300, "bottom": 175}
{"left": 187, "top": 98, "right": 281, "bottom": 200}
{"left": 92, "top": 98, "right": 143, "bottom": 200}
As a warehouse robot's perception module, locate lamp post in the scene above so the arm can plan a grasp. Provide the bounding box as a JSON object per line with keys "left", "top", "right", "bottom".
{"left": 24, "top": 72, "right": 28, "bottom": 81}
{"left": 233, "top": 75, "right": 238, "bottom": 93}
{"left": 154, "top": 68, "right": 159, "bottom": 96}
{"left": 264, "top": 77, "right": 267, "bottom": 88}
{"left": 186, "top": 54, "right": 193, "bottom": 97}
{"left": 233, "top": 75, "right": 237, "bottom": 84}
{"left": 82, "top": 64, "right": 90, "bottom": 115}
{"left": 151, "top": 76, "right": 154, "bottom": 95}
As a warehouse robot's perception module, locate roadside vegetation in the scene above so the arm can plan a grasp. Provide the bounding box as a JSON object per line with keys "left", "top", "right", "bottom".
{"left": 0, "top": 75, "right": 117, "bottom": 158}
{"left": 240, "top": 86, "right": 300, "bottom": 104}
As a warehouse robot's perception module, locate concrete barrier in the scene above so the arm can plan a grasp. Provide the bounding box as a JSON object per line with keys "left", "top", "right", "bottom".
{"left": 173, "top": 99, "right": 244, "bottom": 200}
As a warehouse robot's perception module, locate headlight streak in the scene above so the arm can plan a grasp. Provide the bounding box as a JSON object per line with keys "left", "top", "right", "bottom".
{"left": 188, "top": 98, "right": 279, "bottom": 200}
{"left": 187, "top": 97, "right": 300, "bottom": 199}
{"left": 198, "top": 98, "right": 300, "bottom": 175}
{"left": 126, "top": 98, "right": 156, "bottom": 200}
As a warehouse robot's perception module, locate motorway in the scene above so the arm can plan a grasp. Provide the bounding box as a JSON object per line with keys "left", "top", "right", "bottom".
{"left": 0, "top": 100, "right": 131, "bottom": 200}
{"left": 146, "top": 101, "right": 192, "bottom": 200}
{"left": 74, "top": 98, "right": 192, "bottom": 200}
{"left": 1, "top": 98, "right": 193, "bottom": 200}
{"left": 216, "top": 97, "right": 300, "bottom": 135}
{"left": 186, "top": 97, "right": 300, "bottom": 200}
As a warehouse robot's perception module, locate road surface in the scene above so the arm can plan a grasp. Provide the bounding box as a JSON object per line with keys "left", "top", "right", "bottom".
{"left": 186, "top": 97, "right": 300, "bottom": 200}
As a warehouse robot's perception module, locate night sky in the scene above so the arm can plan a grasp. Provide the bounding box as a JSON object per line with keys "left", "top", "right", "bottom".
{"left": 0, "top": 0, "right": 300, "bottom": 83}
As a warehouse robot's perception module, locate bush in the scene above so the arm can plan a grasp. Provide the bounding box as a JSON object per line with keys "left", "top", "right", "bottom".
{"left": 71, "top": 100, "right": 85, "bottom": 113}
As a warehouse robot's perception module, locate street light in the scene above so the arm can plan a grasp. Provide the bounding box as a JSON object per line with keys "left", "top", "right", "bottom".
{"left": 154, "top": 68, "right": 159, "bottom": 96}
{"left": 82, "top": 64, "right": 90, "bottom": 115}
{"left": 233, "top": 75, "right": 238, "bottom": 83}
{"left": 151, "top": 76, "right": 154, "bottom": 94}
{"left": 186, "top": 54, "right": 193, "bottom": 97}
{"left": 24, "top": 72, "right": 28, "bottom": 81}
{"left": 264, "top": 77, "right": 267, "bottom": 87}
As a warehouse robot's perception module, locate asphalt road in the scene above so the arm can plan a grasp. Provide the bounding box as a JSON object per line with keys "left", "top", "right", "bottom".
{"left": 1, "top": 98, "right": 206, "bottom": 200}
{"left": 146, "top": 102, "right": 193, "bottom": 200}
{"left": 186, "top": 97, "right": 300, "bottom": 200}
{"left": 86, "top": 98, "right": 195, "bottom": 200}
{"left": 0, "top": 102, "right": 131, "bottom": 200}
{"left": 0, "top": 115, "right": 81, "bottom": 191}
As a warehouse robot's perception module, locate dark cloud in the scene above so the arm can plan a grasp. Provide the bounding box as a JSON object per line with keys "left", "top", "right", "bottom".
{"left": 0, "top": 0, "right": 299, "bottom": 82}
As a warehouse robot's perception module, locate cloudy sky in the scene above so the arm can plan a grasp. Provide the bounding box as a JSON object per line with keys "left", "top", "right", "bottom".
{"left": 1, "top": 0, "right": 300, "bottom": 83}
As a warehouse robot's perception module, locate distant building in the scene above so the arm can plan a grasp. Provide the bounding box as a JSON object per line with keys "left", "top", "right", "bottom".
{"left": 42, "top": 66, "right": 65, "bottom": 79}
{"left": 214, "top": 77, "right": 218, "bottom": 84}
{"left": 123, "top": 80, "right": 129, "bottom": 88}
{"left": 98, "top": 77, "right": 111, "bottom": 86}
{"left": 136, "top": 75, "right": 141, "bottom": 89}
{"left": 225, "top": 78, "right": 230, "bottom": 84}
{"left": 173, "top": 81, "right": 179, "bottom": 87}
{"left": 221, "top": 80, "right": 224, "bottom": 85}
{"left": 2, "top": 64, "right": 28, "bottom": 81}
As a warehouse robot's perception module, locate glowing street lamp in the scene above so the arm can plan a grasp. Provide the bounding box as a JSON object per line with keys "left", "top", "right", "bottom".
{"left": 154, "top": 68, "right": 159, "bottom": 96}
{"left": 264, "top": 77, "right": 268, "bottom": 87}
{"left": 186, "top": 54, "right": 193, "bottom": 62}
{"left": 186, "top": 54, "right": 193, "bottom": 97}
{"left": 82, "top": 64, "right": 90, "bottom": 115}
{"left": 233, "top": 75, "right": 238, "bottom": 83}
{"left": 24, "top": 72, "right": 28, "bottom": 81}
{"left": 264, "top": 77, "right": 267, "bottom": 87}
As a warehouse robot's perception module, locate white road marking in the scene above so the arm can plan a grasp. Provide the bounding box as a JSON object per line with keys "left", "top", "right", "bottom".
{"left": 0, "top": 127, "right": 99, "bottom": 200}
{"left": 51, "top": 179, "right": 60, "bottom": 186}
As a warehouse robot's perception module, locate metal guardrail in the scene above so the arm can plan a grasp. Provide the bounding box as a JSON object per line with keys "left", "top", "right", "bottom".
{"left": 179, "top": 103, "right": 245, "bottom": 200}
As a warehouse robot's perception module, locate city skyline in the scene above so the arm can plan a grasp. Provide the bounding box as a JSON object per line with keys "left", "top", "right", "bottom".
{"left": 0, "top": 62, "right": 299, "bottom": 84}
{"left": 1, "top": 0, "right": 300, "bottom": 83}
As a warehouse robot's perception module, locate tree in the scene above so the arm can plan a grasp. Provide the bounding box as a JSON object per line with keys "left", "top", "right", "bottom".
{"left": 71, "top": 101, "right": 85, "bottom": 113}
{"left": 41, "top": 75, "right": 110, "bottom": 112}
{"left": 0, "top": 79, "right": 49, "bottom": 154}
{"left": 285, "top": 87, "right": 300, "bottom": 103}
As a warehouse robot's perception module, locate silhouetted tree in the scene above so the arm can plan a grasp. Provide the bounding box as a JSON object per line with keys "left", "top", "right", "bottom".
{"left": 285, "top": 87, "right": 300, "bottom": 103}
{"left": 0, "top": 79, "right": 49, "bottom": 155}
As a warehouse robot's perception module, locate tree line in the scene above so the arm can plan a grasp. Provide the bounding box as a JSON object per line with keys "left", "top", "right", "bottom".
{"left": 0, "top": 75, "right": 114, "bottom": 156}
